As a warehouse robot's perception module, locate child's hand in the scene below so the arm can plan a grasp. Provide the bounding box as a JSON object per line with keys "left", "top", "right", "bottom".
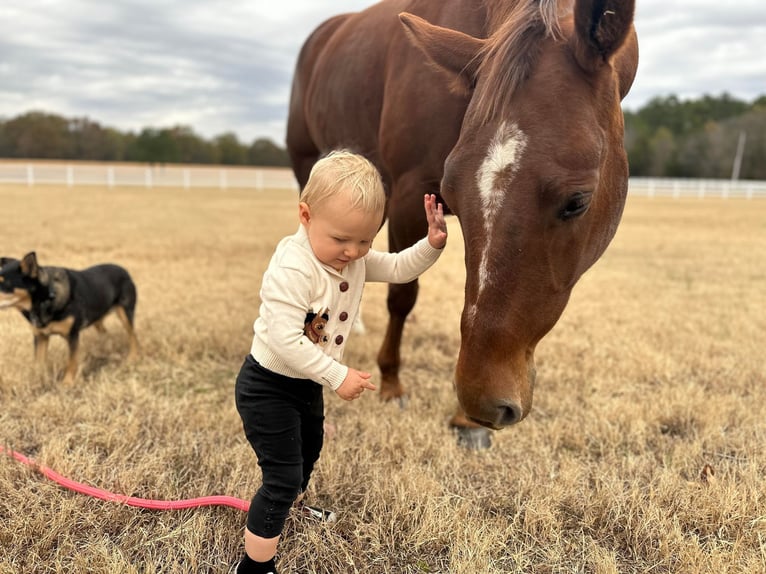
{"left": 335, "top": 368, "right": 377, "bottom": 401}
{"left": 424, "top": 194, "right": 447, "bottom": 249}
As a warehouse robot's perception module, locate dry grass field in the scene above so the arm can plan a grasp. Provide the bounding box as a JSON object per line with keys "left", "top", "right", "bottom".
{"left": 0, "top": 184, "right": 764, "bottom": 574}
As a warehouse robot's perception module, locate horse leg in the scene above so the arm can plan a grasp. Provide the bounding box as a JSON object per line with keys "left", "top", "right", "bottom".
{"left": 376, "top": 174, "right": 429, "bottom": 404}
{"left": 377, "top": 280, "right": 418, "bottom": 403}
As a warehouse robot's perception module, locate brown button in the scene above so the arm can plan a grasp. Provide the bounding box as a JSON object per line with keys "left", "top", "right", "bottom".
{"left": 335, "top": 335, "right": 344, "bottom": 345}
{"left": 339, "top": 281, "right": 349, "bottom": 292}
{"left": 339, "top": 312, "right": 348, "bottom": 321}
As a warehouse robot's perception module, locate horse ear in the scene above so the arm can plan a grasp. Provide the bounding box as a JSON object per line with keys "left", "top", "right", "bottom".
{"left": 399, "top": 12, "right": 485, "bottom": 95}
{"left": 571, "top": 0, "right": 636, "bottom": 98}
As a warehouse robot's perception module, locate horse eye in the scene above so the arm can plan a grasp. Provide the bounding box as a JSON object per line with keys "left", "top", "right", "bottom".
{"left": 559, "top": 192, "right": 591, "bottom": 221}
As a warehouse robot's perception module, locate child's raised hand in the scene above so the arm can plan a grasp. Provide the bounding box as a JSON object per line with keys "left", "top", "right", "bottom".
{"left": 335, "top": 368, "right": 377, "bottom": 401}
{"left": 424, "top": 194, "right": 447, "bottom": 249}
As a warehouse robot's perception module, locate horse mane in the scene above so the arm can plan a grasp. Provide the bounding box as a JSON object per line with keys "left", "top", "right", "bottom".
{"left": 473, "top": 0, "right": 572, "bottom": 125}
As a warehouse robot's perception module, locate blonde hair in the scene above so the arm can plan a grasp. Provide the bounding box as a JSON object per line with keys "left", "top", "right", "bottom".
{"left": 300, "top": 150, "right": 386, "bottom": 215}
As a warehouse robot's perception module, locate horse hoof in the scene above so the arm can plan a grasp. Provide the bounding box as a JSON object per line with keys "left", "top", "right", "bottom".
{"left": 397, "top": 395, "right": 409, "bottom": 409}
{"left": 454, "top": 427, "right": 492, "bottom": 450}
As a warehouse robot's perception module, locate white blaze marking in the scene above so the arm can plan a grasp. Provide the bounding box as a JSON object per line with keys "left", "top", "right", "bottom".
{"left": 473, "top": 122, "right": 527, "bottom": 312}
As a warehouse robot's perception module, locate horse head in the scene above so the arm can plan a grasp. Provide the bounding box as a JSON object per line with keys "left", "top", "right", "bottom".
{"left": 400, "top": 0, "right": 638, "bottom": 429}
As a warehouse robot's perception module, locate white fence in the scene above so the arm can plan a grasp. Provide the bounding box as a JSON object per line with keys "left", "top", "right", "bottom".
{"left": 0, "top": 160, "right": 299, "bottom": 191}
{"left": 0, "top": 161, "right": 764, "bottom": 198}
{"left": 628, "top": 177, "right": 766, "bottom": 199}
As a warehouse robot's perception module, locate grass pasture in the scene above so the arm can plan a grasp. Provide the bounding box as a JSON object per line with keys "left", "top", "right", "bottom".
{"left": 0, "top": 184, "right": 764, "bottom": 574}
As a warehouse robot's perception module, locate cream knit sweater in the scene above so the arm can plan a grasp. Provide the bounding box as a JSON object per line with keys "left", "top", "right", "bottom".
{"left": 250, "top": 225, "right": 442, "bottom": 390}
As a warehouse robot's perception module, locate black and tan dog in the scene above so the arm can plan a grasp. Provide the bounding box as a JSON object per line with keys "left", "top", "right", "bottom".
{"left": 0, "top": 252, "right": 139, "bottom": 385}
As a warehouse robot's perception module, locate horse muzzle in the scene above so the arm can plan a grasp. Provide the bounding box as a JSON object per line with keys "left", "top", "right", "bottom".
{"left": 455, "top": 357, "right": 536, "bottom": 429}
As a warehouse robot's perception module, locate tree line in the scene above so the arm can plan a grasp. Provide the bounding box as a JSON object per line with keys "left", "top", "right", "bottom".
{"left": 625, "top": 93, "right": 765, "bottom": 179}
{"left": 0, "top": 112, "right": 290, "bottom": 167}
{"left": 1, "top": 92, "right": 764, "bottom": 178}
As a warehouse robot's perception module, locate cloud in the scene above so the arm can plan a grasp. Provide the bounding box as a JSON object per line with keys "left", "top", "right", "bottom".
{"left": 623, "top": 0, "right": 766, "bottom": 109}
{"left": 0, "top": 1, "right": 763, "bottom": 145}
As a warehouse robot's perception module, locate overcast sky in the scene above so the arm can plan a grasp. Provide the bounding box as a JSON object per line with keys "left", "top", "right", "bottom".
{"left": 1, "top": 1, "right": 763, "bottom": 145}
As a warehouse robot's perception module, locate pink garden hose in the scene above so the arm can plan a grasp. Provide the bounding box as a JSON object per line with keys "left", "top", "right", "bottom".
{"left": 1, "top": 445, "right": 249, "bottom": 512}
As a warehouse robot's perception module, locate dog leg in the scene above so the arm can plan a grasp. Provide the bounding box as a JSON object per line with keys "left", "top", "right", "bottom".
{"left": 62, "top": 335, "right": 79, "bottom": 386}
{"left": 34, "top": 333, "right": 50, "bottom": 363}
{"left": 115, "top": 306, "right": 139, "bottom": 360}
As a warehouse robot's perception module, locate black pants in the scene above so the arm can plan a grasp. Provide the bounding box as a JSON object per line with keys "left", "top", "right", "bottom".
{"left": 235, "top": 354, "right": 325, "bottom": 538}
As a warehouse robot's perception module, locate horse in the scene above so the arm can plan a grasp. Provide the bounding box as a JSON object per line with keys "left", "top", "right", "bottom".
{"left": 286, "top": 0, "right": 638, "bottom": 447}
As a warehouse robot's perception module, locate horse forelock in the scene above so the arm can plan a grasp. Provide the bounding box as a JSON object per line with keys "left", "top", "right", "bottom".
{"left": 474, "top": 0, "right": 573, "bottom": 126}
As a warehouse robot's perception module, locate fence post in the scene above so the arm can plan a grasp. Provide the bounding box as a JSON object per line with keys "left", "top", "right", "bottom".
{"left": 220, "top": 168, "right": 228, "bottom": 190}
{"left": 255, "top": 170, "right": 264, "bottom": 191}
{"left": 183, "top": 168, "right": 190, "bottom": 190}
{"left": 107, "top": 166, "right": 115, "bottom": 188}
{"left": 66, "top": 165, "right": 74, "bottom": 188}
{"left": 26, "top": 164, "right": 34, "bottom": 187}
{"left": 145, "top": 167, "right": 153, "bottom": 189}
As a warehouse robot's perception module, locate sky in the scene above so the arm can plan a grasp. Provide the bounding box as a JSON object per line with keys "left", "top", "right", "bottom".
{"left": 0, "top": 1, "right": 763, "bottom": 146}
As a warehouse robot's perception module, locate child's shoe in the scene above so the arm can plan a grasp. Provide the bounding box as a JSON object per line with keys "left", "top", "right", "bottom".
{"left": 296, "top": 501, "right": 337, "bottom": 523}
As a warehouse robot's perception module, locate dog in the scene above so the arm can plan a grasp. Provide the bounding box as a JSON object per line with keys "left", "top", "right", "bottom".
{"left": 0, "top": 252, "right": 139, "bottom": 385}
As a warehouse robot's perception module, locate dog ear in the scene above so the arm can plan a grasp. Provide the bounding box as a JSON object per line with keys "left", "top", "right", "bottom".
{"left": 20, "top": 252, "right": 40, "bottom": 278}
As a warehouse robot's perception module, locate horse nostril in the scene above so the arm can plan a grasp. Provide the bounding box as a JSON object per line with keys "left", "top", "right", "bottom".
{"left": 495, "top": 402, "right": 523, "bottom": 427}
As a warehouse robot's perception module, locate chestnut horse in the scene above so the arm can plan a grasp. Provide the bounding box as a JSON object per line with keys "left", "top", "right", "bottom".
{"left": 287, "top": 0, "right": 638, "bottom": 446}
